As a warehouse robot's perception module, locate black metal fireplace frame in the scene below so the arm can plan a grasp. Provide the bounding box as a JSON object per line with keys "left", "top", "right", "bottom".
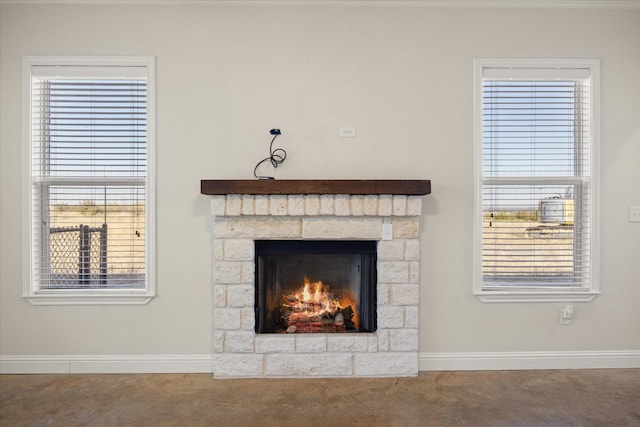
{"left": 254, "top": 240, "right": 377, "bottom": 334}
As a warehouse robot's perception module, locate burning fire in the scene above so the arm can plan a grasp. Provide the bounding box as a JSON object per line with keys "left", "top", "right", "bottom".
{"left": 281, "top": 277, "right": 358, "bottom": 332}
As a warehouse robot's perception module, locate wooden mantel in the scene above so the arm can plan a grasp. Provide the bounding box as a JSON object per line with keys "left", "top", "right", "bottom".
{"left": 200, "top": 180, "right": 431, "bottom": 196}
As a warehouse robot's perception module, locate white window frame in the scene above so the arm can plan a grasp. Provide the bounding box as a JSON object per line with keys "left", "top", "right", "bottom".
{"left": 22, "top": 56, "right": 156, "bottom": 305}
{"left": 473, "top": 58, "right": 600, "bottom": 303}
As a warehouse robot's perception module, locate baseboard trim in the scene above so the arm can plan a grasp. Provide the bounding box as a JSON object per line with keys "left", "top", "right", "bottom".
{"left": 2, "top": 351, "right": 638, "bottom": 374}
{"left": 0, "top": 354, "right": 214, "bottom": 374}
{"left": 419, "top": 350, "right": 640, "bottom": 371}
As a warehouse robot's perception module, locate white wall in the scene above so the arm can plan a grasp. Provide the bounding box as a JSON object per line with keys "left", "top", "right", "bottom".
{"left": 1, "top": 2, "right": 638, "bottom": 371}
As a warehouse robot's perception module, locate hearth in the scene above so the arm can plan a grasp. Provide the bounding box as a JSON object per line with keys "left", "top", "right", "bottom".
{"left": 255, "top": 240, "right": 376, "bottom": 334}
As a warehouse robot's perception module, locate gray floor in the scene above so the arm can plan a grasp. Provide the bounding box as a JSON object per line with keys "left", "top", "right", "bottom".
{"left": 1, "top": 369, "right": 639, "bottom": 426}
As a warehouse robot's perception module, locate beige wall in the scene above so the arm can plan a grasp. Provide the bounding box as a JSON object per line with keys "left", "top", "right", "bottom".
{"left": 1, "top": 3, "right": 638, "bottom": 360}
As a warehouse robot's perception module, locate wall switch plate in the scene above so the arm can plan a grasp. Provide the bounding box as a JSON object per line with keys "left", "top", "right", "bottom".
{"left": 629, "top": 206, "right": 640, "bottom": 223}
{"left": 339, "top": 127, "right": 356, "bottom": 138}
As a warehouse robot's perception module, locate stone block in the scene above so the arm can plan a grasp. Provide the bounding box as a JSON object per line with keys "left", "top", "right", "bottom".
{"left": 377, "top": 306, "right": 405, "bottom": 328}
{"left": 377, "top": 284, "right": 390, "bottom": 305}
{"left": 404, "top": 239, "right": 420, "bottom": 260}
{"left": 211, "top": 196, "right": 226, "bottom": 216}
{"left": 392, "top": 217, "right": 419, "bottom": 238}
{"left": 255, "top": 335, "right": 296, "bottom": 353}
{"left": 363, "top": 195, "right": 378, "bottom": 216}
{"left": 304, "top": 195, "right": 320, "bottom": 215}
{"left": 350, "top": 195, "right": 364, "bottom": 216}
{"left": 354, "top": 353, "right": 418, "bottom": 377}
{"left": 224, "top": 239, "right": 253, "bottom": 260}
{"left": 377, "top": 330, "right": 390, "bottom": 352}
{"left": 214, "top": 285, "right": 227, "bottom": 307}
{"left": 214, "top": 331, "right": 225, "bottom": 353}
{"left": 213, "top": 262, "right": 242, "bottom": 284}
{"left": 213, "top": 354, "right": 264, "bottom": 378}
{"left": 320, "top": 195, "right": 335, "bottom": 215}
{"left": 409, "top": 261, "right": 420, "bottom": 284}
{"left": 241, "top": 261, "right": 255, "bottom": 285}
{"left": 327, "top": 335, "right": 369, "bottom": 352}
{"left": 377, "top": 240, "right": 404, "bottom": 261}
{"left": 213, "top": 217, "right": 301, "bottom": 239}
{"left": 390, "top": 284, "right": 420, "bottom": 306}
{"left": 240, "top": 307, "right": 255, "bottom": 330}
{"left": 227, "top": 285, "right": 254, "bottom": 307}
{"left": 407, "top": 196, "right": 422, "bottom": 216}
{"left": 302, "top": 217, "right": 382, "bottom": 239}
{"left": 225, "top": 330, "right": 255, "bottom": 353}
{"left": 368, "top": 335, "right": 378, "bottom": 352}
{"left": 405, "top": 306, "right": 419, "bottom": 328}
{"left": 213, "top": 239, "right": 224, "bottom": 261}
{"left": 287, "top": 195, "right": 305, "bottom": 216}
{"left": 377, "top": 195, "right": 393, "bottom": 216}
{"left": 214, "top": 307, "right": 241, "bottom": 330}
{"left": 295, "top": 335, "right": 327, "bottom": 353}
{"left": 378, "top": 261, "right": 409, "bottom": 283}
{"left": 241, "top": 195, "right": 255, "bottom": 215}
{"left": 265, "top": 353, "right": 353, "bottom": 377}
{"left": 226, "top": 194, "right": 242, "bottom": 216}
{"left": 390, "top": 329, "right": 419, "bottom": 352}
{"left": 254, "top": 195, "right": 269, "bottom": 215}
{"left": 392, "top": 195, "right": 407, "bottom": 216}
{"left": 334, "top": 195, "right": 351, "bottom": 216}
{"left": 269, "top": 195, "right": 288, "bottom": 216}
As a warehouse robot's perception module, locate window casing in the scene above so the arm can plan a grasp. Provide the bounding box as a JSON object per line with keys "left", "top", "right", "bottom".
{"left": 473, "top": 59, "right": 599, "bottom": 302}
{"left": 22, "top": 56, "right": 155, "bottom": 304}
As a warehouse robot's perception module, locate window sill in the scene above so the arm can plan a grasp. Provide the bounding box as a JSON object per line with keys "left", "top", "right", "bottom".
{"left": 474, "top": 289, "right": 600, "bottom": 303}
{"left": 24, "top": 290, "right": 154, "bottom": 306}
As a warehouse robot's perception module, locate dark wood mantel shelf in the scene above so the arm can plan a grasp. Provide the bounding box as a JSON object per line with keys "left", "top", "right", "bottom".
{"left": 200, "top": 180, "right": 431, "bottom": 196}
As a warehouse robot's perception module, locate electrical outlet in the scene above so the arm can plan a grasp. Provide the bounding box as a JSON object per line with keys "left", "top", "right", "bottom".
{"left": 629, "top": 206, "right": 640, "bottom": 223}
{"left": 382, "top": 223, "right": 393, "bottom": 241}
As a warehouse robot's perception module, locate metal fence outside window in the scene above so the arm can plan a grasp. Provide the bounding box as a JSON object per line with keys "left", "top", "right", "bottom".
{"left": 48, "top": 224, "right": 107, "bottom": 287}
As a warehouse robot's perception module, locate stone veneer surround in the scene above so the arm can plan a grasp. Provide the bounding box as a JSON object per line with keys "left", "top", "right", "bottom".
{"left": 210, "top": 194, "right": 422, "bottom": 378}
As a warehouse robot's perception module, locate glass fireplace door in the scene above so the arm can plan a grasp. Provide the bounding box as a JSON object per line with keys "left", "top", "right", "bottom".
{"left": 255, "top": 240, "right": 377, "bottom": 334}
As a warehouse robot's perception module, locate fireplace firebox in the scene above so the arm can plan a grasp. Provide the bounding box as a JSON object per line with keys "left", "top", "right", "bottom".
{"left": 255, "top": 240, "right": 377, "bottom": 334}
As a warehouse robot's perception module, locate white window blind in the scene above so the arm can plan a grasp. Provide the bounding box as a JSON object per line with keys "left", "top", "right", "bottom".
{"left": 24, "top": 57, "right": 155, "bottom": 302}
{"left": 474, "top": 59, "right": 599, "bottom": 300}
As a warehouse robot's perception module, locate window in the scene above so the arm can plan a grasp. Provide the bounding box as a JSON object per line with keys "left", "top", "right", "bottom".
{"left": 473, "top": 59, "right": 599, "bottom": 302}
{"left": 22, "top": 56, "right": 155, "bottom": 304}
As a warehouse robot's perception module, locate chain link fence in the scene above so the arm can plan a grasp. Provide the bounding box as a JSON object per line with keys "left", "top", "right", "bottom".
{"left": 49, "top": 224, "right": 107, "bottom": 287}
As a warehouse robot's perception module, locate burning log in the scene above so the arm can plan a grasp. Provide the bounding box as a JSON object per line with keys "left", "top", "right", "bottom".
{"left": 289, "top": 322, "right": 323, "bottom": 333}
{"left": 280, "top": 277, "right": 358, "bottom": 333}
{"left": 341, "top": 306, "right": 356, "bottom": 330}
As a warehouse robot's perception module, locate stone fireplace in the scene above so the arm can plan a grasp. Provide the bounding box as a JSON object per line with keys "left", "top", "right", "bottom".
{"left": 202, "top": 180, "right": 430, "bottom": 378}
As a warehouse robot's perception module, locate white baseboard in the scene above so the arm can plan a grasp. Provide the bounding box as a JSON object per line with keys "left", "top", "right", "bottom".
{"left": 419, "top": 350, "right": 640, "bottom": 371}
{"left": 2, "top": 351, "right": 638, "bottom": 374}
{"left": 0, "top": 354, "right": 214, "bottom": 374}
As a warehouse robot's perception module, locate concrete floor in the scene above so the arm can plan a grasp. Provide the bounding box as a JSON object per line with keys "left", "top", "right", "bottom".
{"left": 1, "top": 369, "right": 639, "bottom": 426}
